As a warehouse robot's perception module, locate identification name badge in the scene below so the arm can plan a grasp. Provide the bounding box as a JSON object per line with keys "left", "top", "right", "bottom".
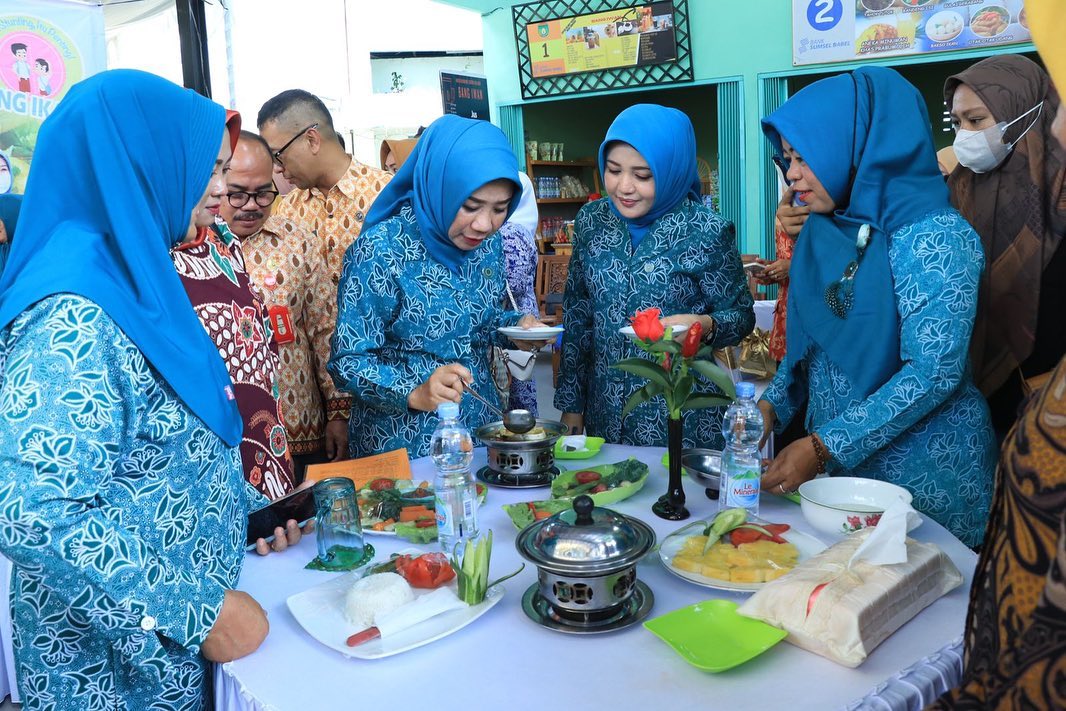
{"left": 268, "top": 305, "right": 296, "bottom": 345}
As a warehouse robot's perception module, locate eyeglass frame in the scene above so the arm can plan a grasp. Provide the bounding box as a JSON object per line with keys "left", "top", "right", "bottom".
{"left": 272, "top": 122, "right": 319, "bottom": 167}
{"left": 225, "top": 189, "right": 280, "bottom": 208}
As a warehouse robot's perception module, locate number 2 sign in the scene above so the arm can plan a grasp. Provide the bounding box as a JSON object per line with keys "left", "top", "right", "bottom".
{"left": 807, "top": 0, "right": 842, "bottom": 31}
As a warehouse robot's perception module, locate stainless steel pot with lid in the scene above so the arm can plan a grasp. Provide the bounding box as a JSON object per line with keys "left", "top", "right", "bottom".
{"left": 473, "top": 418, "right": 567, "bottom": 485}
{"left": 516, "top": 496, "right": 656, "bottom": 630}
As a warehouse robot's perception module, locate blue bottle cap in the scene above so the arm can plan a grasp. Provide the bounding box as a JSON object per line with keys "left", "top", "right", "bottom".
{"left": 437, "top": 402, "right": 460, "bottom": 419}
{"left": 735, "top": 381, "right": 755, "bottom": 399}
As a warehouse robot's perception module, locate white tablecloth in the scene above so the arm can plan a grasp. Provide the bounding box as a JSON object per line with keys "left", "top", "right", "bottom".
{"left": 216, "top": 445, "right": 975, "bottom": 711}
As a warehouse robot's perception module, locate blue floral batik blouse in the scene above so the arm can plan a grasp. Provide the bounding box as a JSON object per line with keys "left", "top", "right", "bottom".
{"left": 763, "top": 210, "right": 996, "bottom": 547}
{"left": 0, "top": 294, "right": 256, "bottom": 710}
{"left": 329, "top": 204, "right": 522, "bottom": 458}
{"left": 555, "top": 197, "right": 754, "bottom": 449}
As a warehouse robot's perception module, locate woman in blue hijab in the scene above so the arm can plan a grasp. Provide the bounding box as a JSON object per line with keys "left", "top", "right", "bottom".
{"left": 0, "top": 70, "right": 266, "bottom": 707}
{"left": 759, "top": 66, "right": 995, "bottom": 547}
{"left": 555, "top": 104, "right": 754, "bottom": 449}
{"left": 329, "top": 114, "right": 549, "bottom": 458}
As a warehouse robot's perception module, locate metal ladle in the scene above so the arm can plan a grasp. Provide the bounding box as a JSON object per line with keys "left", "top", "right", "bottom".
{"left": 462, "top": 383, "right": 536, "bottom": 434}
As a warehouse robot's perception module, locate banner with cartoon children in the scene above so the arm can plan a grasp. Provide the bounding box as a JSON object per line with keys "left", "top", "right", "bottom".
{"left": 0, "top": 0, "right": 104, "bottom": 195}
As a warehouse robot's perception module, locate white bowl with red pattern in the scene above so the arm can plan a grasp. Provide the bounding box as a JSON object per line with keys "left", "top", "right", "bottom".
{"left": 797, "top": 477, "right": 913, "bottom": 537}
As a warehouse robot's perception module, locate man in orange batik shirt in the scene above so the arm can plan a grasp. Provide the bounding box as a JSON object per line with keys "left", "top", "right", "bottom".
{"left": 220, "top": 129, "right": 350, "bottom": 477}
{"left": 257, "top": 89, "right": 392, "bottom": 292}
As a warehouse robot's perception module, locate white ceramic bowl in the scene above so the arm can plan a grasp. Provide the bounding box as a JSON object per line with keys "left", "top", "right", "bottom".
{"left": 797, "top": 477, "right": 913, "bottom": 537}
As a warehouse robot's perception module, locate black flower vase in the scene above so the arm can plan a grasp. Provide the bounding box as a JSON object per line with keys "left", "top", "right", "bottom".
{"left": 653, "top": 416, "right": 689, "bottom": 520}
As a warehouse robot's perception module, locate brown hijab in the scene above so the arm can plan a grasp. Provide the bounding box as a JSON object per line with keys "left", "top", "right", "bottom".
{"left": 945, "top": 54, "right": 1066, "bottom": 395}
{"left": 379, "top": 137, "right": 418, "bottom": 172}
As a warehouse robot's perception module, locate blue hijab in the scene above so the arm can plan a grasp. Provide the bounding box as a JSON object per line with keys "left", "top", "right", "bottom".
{"left": 0, "top": 69, "right": 242, "bottom": 447}
{"left": 762, "top": 66, "right": 951, "bottom": 401}
{"left": 363, "top": 115, "right": 521, "bottom": 273}
{"left": 598, "top": 104, "right": 702, "bottom": 247}
{"left": 0, "top": 195, "right": 19, "bottom": 276}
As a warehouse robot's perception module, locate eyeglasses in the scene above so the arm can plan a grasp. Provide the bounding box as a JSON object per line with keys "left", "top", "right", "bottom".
{"left": 226, "top": 189, "right": 280, "bottom": 208}
{"left": 272, "top": 123, "right": 318, "bottom": 166}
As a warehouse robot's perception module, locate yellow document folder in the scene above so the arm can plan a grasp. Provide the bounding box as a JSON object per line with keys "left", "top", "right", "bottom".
{"left": 305, "top": 448, "right": 412, "bottom": 489}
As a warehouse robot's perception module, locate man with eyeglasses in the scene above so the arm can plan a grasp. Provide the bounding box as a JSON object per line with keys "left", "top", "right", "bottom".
{"left": 257, "top": 90, "right": 391, "bottom": 291}
{"left": 219, "top": 131, "right": 349, "bottom": 477}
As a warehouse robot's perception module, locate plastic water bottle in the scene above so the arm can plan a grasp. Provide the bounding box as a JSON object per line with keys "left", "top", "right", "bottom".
{"left": 720, "top": 381, "right": 764, "bottom": 515}
{"left": 430, "top": 402, "right": 478, "bottom": 555}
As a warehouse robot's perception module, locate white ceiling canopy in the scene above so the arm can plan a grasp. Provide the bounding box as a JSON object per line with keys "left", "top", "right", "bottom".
{"left": 63, "top": 0, "right": 177, "bottom": 28}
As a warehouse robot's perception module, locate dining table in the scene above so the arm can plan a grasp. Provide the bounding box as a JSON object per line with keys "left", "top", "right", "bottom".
{"left": 214, "top": 444, "right": 975, "bottom": 711}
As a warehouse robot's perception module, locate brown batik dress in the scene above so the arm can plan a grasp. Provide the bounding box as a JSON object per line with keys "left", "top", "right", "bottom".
{"left": 172, "top": 221, "right": 295, "bottom": 501}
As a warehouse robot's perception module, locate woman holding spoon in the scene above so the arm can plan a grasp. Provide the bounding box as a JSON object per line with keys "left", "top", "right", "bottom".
{"left": 328, "top": 115, "right": 550, "bottom": 458}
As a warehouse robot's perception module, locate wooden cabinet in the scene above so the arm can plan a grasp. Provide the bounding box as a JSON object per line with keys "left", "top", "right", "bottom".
{"left": 525, "top": 157, "right": 602, "bottom": 253}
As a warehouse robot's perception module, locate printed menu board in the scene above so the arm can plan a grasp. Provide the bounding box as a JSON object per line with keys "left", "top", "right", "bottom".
{"left": 793, "top": 0, "right": 1031, "bottom": 66}
{"left": 525, "top": 1, "right": 677, "bottom": 78}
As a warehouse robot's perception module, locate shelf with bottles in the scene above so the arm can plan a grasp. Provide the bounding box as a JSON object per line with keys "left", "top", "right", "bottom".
{"left": 526, "top": 154, "right": 602, "bottom": 206}
{"left": 527, "top": 158, "right": 597, "bottom": 168}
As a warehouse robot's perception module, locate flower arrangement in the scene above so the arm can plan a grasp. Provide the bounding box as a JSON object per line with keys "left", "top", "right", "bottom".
{"left": 613, "top": 307, "right": 736, "bottom": 520}
{"left": 614, "top": 308, "right": 736, "bottom": 421}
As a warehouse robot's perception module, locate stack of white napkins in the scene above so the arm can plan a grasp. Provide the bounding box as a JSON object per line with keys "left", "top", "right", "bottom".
{"left": 560, "top": 435, "right": 587, "bottom": 452}
{"left": 375, "top": 587, "right": 467, "bottom": 638}
{"left": 737, "top": 499, "right": 962, "bottom": 667}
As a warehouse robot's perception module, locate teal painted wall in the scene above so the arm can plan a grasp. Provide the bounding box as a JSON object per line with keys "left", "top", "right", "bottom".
{"left": 448, "top": 1, "right": 1034, "bottom": 253}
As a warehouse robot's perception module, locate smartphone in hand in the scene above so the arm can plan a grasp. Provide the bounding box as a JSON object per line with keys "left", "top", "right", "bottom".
{"left": 743, "top": 262, "right": 767, "bottom": 276}
{"left": 245, "top": 486, "right": 317, "bottom": 551}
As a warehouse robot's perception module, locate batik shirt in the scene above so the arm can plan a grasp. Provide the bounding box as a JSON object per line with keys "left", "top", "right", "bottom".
{"left": 274, "top": 156, "right": 392, "bottom": 287}
{"left": 329, "top": 204, "right": 522, "bottom": 458}
{"left": 763, "top": 210, "right": 996, "bottom": 547}
{"left": 0, "top": 294, "right": 253, "bottom": 710}
{"left": 242, "top": 214, "right": 346, "bottom": 455}
{"left": 931, "top": 355, "right": 1066, "bottom": 709}
{"left": 172, "top": 222, "right": 294, "bottom": 499}
{"left": 500, "top": 221, "right": 539, "bottom": 414}
{"left": 555, "top": 198, "right": 754, "bottom": 449}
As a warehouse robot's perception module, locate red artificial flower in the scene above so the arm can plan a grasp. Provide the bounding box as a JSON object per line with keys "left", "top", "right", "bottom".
{"left": 681, "top": 322, "right": 703, "bottom": 358}
{"left": 630, "top": 308, "right": 664, "bottom": 342}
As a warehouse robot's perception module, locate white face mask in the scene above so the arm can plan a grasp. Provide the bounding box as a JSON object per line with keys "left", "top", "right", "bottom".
{"left": 953, "top": 101, "right": 1044, "bottom": 174}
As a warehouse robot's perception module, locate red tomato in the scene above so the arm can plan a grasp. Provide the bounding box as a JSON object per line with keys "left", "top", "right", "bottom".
{"left": 394, "top": 552, "right": 456, "bottom": 588}
{"left": 729, "top": 528, "right": 763, "bottom": 546}
{"left": 415, "top": 518, "right": 436, "bottom": 528}
{"left": 590, "top": 483, "right": 608, "bottom": 494}
{"left": 575, "top": 471, "right": 601, "bottom": 485}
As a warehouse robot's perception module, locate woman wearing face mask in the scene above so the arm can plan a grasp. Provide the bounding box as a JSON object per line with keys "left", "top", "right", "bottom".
{"left": 945, "top": 54, "right": 1066, "bottom": 438}
{"left": 329, "top": 115, "right": 549, "bottom": 459}
{"left": 760, "top": 66, "right": 995, "bottom": 548}
{"left": 555, "top": 103, "right": 754, "bottom": 449}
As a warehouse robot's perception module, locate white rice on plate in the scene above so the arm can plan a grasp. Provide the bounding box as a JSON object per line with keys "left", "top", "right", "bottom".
{"left": 344, "top": 572, "right": 414, "bottom": 628}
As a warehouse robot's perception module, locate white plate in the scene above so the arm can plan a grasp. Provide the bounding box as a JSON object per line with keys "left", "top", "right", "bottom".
{"left": 620, "top": 323, "right": 690, "bottom": 338}
{"left": 498, "top": 326, "right": 564, "bottom": 340}
{"left": 658, "top": 519, "right": 827, "bottom": 593}
{"left": 287, "top": 573, "right": 505, "bottom": 659}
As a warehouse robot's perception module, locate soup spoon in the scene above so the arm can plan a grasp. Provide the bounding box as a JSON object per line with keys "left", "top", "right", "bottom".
{"left": 462, "top": 383, "right": 536, "bottom": 434}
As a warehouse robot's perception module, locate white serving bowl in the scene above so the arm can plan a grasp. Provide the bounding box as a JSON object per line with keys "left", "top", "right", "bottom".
{"left": 797, "top": 477, "right": 913, "bottom": 537}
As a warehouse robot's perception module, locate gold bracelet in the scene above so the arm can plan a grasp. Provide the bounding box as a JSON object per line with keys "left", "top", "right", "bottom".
{"left": 810, "top": 434, "right": 831, "bottom": 474}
